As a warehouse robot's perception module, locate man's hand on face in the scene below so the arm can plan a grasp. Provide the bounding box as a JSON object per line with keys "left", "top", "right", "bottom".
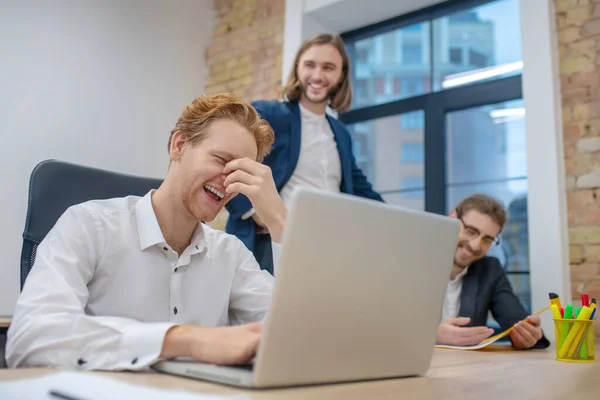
{"left": 223, "top": 158, "right": 287, "bottom": 243}
{"left": 436, "top": 317, "right": 494, "bottom": 346}
{"left": 509, "top": 315, "right": 543, "bottom": 349}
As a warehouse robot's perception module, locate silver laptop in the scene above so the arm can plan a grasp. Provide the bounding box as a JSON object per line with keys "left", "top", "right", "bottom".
{"left": 152, "top": 188, "right": 459, "bottom": 388}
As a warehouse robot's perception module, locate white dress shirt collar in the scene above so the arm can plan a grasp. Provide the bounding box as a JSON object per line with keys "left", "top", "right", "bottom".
{"left": 135, "top": 190, "right": 206, "bottom": 253}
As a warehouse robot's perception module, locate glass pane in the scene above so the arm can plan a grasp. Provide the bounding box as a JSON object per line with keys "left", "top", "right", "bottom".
{"left": 446, "top": 180, "right": 530, "bottom": 312}
{"left": 382, "top": 190, "right": 424, "bottom": 210}
{"left": 507, "top": 273, "right": 531, "bottom": 314}
{"left": 347, "top": 110, "right": 425, "bottom": 210}
{"left": 446, "top": 99, "right": 526, "bottom": 185}
{"left": 433, "top": 0, "right": 522, "bottom": 90}
{"left": 351, "top": 21, "right": 431, "bottom": 109}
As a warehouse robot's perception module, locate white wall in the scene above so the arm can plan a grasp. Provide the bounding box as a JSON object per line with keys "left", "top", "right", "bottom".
{"left": 0, "top": 0, "right": 213, "bottom": 315}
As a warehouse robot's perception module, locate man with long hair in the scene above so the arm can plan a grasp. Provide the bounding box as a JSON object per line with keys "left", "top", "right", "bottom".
{"left": 226, "top": 34, "right": 383, "bottom": 274}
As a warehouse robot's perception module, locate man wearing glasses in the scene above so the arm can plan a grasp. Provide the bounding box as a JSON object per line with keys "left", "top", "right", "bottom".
{"left": 436, "top": 194, "right": 550, "bottom": 349}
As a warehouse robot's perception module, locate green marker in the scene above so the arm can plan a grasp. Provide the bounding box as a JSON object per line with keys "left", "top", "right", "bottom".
{"left": 560, "top": 304, "right": 573, "bottom": 348}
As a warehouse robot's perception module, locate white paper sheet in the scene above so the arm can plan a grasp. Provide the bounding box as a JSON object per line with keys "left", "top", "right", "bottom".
{"left": 0, "top": 371, "right": 248, "bottom": 400}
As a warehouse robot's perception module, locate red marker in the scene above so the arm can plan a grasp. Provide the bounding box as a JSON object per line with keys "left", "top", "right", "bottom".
{"left": 560, "top": 307, "right": 565, "bottom": 318}
{"left": 582, "top": 293, "right": 590, "bottom": 307}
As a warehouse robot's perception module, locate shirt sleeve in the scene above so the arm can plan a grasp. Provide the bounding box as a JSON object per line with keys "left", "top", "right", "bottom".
{"left": 5, "top": 205, "right": 174, "bottom": 371}
{"left": 228, "top": 243, "right": 274, "bottom": 325}
{"left": 241, "top": 207, "right": 256, "bottom": 220}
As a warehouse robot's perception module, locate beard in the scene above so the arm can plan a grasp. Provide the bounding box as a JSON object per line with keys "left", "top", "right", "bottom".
{"left": 299, "top": 81, "right": 338, "bottom": 104}
{"left": 453, "top": 257, "right": 469, "bottom": 269}
{"left": 454, "top": 242, "right": 482, "bottom": 268}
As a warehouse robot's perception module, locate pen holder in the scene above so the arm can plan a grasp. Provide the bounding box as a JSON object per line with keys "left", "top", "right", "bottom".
{"left": 553, "top": 318, "right": 595, "bottom": 363}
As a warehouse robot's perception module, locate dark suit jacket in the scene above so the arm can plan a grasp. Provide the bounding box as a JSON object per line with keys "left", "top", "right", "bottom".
{"left": 459, "top": 256, "right": 550, "bottom": 349}
{"left": 225, "top": 100, "right": 383, "bottom": 252}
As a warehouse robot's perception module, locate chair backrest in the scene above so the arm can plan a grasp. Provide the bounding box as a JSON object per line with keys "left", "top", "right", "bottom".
{"left": 20, "top": 159, "right": 163, "bottom": 289}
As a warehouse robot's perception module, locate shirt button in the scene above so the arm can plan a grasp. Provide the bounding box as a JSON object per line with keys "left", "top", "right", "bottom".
{"left": 163, "top": 247, "right": 168, "bottom": 251}
{"left": 174, "top": 307, "right": 178, "bottom": 315}
{"left": 131, "top": 358, "right": 138, "bottom": 365}
{"left": 174, "top": 268, "right": 178, "bottom": 273}
{"left": 77, "top": 358, "right": 87, "bottom": 366}
{"left": 195, "top": 245, "right": 199, "bottom": 250}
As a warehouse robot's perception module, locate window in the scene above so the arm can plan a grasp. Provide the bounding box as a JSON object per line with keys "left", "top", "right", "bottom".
{"left": 381, "top": 32, "right": 397, "bottom": 63}
{"left": 449, "top": 47, "right": 463, "bottom": 65}
{"left": 347, "top": 0, "right": 522, "bottom": 108}
{"left": 402, "top": 44, "right": 422, "bottom": 64}
{"left": 347, "top": 111, "right": 425, "bottom": 211}
{"left": 434, "top": 0, "right": 522, "bottom": 91}
{"left": 401, "top": 142, "right": 424, "bottom": 163}
{"left": 469, "top": 49, "right": 488, "bottom": 68}
{"left": 446, "top": 99, "right": 529, "bottom": 312}
{"left": 356, "top": 78, "right": 369, "bottom": 100}
{"left": 400, "top": 110, "right": 424, "bottom": 130}
{"left": 375, "top": 77, "right": 385, "bottom": 95}
{"left": 341, "top": 0, "right": 528, "bottom": 313}
{"left": 356, "top": 47, "right": 370, "bottom": 63}
{"left": 400, "top": 77, "right": 424, "bottom": 97}
{"left": 401, "top": 177, "right": 424, "bottom": 190}
{"left": 446, "top": 99, "right": 526, "bottom": 185}
{"left": 404, "top": 24, "right": 422, "bottom": 32}
{"left": 400, "top": 177, "right": 425, "bottom": 199}
{"left": 393, "top": 77, "right": 402, "bottom": 94}
{"left": 348, "top": 21, "right": 430, "bottom": 107}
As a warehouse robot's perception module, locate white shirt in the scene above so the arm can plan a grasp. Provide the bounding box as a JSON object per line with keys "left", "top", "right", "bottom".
{"left": 242, "top": 104, "right": 342, "bottom": 220}
{"left": 6, "top": 191, "right": 276, "bottom": 371}
{"left": 279, "top": 104, "right": 342, "bottom": 210}
{"left": 441, "top": 267, "right": 469, "bottom": 321}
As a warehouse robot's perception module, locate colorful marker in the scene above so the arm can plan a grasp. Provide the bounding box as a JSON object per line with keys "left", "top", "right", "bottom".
{"left": 559, "top": 307, "right": 570, "bottom": 348}
{"left": 549, "top": 292, "right": 562, "bottom": 310}
{"left": 560, "top": 306, "right": 592, "bottom": 359}
{"left": 564, "top": 304, "right": 573, "bottom": 319}
{"left": 582, "top": 293, "right": 590, "bottom": 307}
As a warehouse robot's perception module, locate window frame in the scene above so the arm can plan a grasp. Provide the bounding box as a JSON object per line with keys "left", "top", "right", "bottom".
{"left": 340, "top": 0, "right": 527, "bottom": 299}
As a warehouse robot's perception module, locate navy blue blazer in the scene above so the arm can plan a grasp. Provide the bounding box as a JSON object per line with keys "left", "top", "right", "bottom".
{"left": 225, "top": 100, "right": 383, "bottom": 252}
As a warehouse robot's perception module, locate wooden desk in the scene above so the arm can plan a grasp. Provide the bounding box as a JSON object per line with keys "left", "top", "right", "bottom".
{"left": 0, "top": 317, "right": 11, "bottom": 329}
{"left": 1, "top": 346, "right": 598, "bottom": 399}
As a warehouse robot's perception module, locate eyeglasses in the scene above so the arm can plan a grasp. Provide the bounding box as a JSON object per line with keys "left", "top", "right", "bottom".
{"left": 459, "top": 217, "right": 500, "bottom": 247}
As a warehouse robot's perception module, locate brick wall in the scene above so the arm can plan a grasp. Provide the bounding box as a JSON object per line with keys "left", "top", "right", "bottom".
{"left": 205, "top": 0, "right": 284, "bottom": 101}
{"left": 555, "top": 0, "right": 600, "bottom": 333}
{"left": 204, "top": 0, "right": 286, "bottom": 230}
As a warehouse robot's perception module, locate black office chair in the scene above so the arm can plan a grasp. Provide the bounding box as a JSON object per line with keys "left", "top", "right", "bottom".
{"left": 20, "top": 159, "right": 163, "bottom": 289}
